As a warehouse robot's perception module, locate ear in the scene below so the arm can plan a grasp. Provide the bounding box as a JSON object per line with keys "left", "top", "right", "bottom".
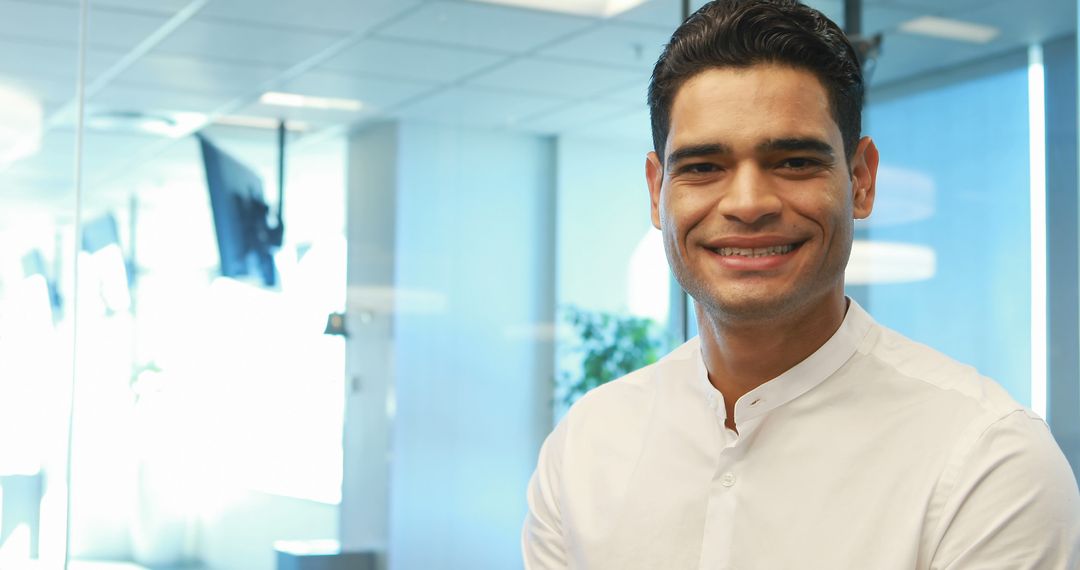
{"left": 849, "top": 137, "right": 878, "bottom": 220}
{"left": 646, "top": 151, "right": 664, "bottom": 229}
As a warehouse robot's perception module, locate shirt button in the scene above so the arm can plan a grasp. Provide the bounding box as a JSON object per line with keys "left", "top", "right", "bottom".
{"left": 720, "top": 472, "right": 736, "bottom": 487}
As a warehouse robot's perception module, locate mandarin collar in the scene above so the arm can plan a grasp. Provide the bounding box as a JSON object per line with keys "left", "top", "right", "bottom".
{"left": 695, "top": 299, "right": 875, "bottom": 425}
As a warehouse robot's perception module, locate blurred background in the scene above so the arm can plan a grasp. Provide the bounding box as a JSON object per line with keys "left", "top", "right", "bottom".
{"left": 0, "top": 0, "right": 1078, "bottom": 568}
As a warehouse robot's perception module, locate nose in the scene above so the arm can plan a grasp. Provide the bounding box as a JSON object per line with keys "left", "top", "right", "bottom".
{"left": 717, "top": 165, "right": 782, "bottom": 225}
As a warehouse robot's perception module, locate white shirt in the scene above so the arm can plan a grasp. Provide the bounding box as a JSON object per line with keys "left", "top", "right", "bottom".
{"left": 523, "top": 301, "right": 1080, "bottom": 569}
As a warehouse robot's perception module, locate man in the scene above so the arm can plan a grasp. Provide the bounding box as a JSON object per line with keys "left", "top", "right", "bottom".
{"left": 523, "top": 0, "right": 1080, "bottom": 568}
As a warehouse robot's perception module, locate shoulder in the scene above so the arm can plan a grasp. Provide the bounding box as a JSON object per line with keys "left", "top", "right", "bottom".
{"left": 926, "top": 407, "right": 1080, "bottom": 565}
{"left": 857, "top": 319, "right": 1027, "bottom": 422}
{"left": 855, "top": 318, "right": 1080, "bottom": 561}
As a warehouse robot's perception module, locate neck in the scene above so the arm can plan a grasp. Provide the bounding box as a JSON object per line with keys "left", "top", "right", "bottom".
{"left": 697, "top": 292, "right": 848, "bottom": 428}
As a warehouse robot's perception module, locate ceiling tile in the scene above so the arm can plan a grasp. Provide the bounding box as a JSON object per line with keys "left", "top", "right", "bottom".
{"left": 319, "top": 37, "right": 507, "bottom": 83}
{"left": 800, "top": 0, "right": 926, "bottom": 34}
{"left": 540, "top": 22, "right": 669, "bottom": 69}
{"left": 395, "top": 86, "right": 565, "bottom": 129}
{"left": 611, "top": 0, "right": 681, "bottom": 31}
{"left": 573, "top": 107, "right": 652, "bottom": 146}
{"left": 89, "top": 82, "right": 235, "bottom": 115}
{"left": 0, "top": 74, "right": 79, "bottom": 111}
{"left": 277, "top": 70, "right": 435, "bottom": 111}
{"left": 0, "top": 1, "right": 80, "bottom": 45}
{"left": 0, "top": 41, "right": 122, "bottom": 86}
{"left": 196, "top": 0, "right": 423, "bottom": 35}
{"left": 154, "top": 17, "right": 345, "bottom": 67}
{"left": 870, "top": 0, "right": 994, "bottom": 14}
{"left": 959, "top": 0, "right": 1076, "bottom": 44}
{"left": 229, "top": 100, "right": 380, "bottom": 130}
{"left": 518, "top": 100, "right": 640, "bottom": 134}
{"left": 375, "top": 1, "right": 594, "bottom": 53}
{"left": 86, "top": 5, "right": 177, "bottom": 50}
{"left": 869, "top": 0, "right": 1073, "bottom": 86}
{"left": 861, "top": 4, "right": 929, "bottom": 34}
{"left": 869, "top": 33, "right": 998, "bottom": 86}
{"left": 599, "top": 80, "right": 649, "bottom": 106}
{"left": 466, "top": 57, "right": 642, "bottom": 98}
{"left": 113, "top": 53, "right": 285, "bottom": 97}
{"left": 0, "top": 1, "right": 176, "bottom": 51}
{"left": 88, "top": 0, "right": 193, "bottom": 15}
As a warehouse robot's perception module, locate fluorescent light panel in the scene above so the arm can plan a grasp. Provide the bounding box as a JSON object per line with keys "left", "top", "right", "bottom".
{"left": 899, "top": 16, "right": 999, "bottom": 44}
{"left": 467, "top": 0, "right": 647, "bottom": 18}
{"left": 260, "top": 92, "right": 363, "bottom": 112}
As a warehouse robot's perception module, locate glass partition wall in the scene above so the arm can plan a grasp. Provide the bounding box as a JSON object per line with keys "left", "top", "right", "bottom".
{"left": 0, "top": 0, "right": 1077, "bottom": 569}
{"left": 0, "top": 1, "right": 83, "bottom": 568}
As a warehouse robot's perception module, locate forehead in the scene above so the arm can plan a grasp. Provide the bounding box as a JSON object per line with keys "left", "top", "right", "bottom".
{"left": 666, "top": 64, "right": 839, "bottom": 152}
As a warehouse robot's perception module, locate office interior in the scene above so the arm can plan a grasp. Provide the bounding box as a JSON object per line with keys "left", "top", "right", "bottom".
{"left": 0, "top": 0, "right": 1078, "bottom": 568}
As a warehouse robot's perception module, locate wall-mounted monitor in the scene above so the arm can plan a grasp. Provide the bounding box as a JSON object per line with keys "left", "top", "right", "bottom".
{"left": 198, "top": 134, "right": 282, "bottom": 287}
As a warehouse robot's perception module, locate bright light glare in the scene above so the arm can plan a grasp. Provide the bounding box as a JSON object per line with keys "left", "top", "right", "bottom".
{"left": 0, "top": 275, "right": 53, "bottom": 475}
{"left": 274, "top": 539, "right": 340, "bottom": 556}
{"left": 627, "top": 229, "right": 669, "bottom": 323}
{"left": 0, "top": 84, "right": 43, "bottom": 166}
{"left": 0, "top": 524, "right": 31, "bottom": 563}
{"left": 468, "top": 0, "right": 647, "bottom": 17}
{"left": 86, "top": 245, "right": 131, "bottom": 313}
{"left": 845, "top": 241, "right": 936, "bottom": 285}
{"left": 260, "top": 92, "right": 363, "bottom": 112}
{"left": 1028, "top": 44, "right": 1047, "bottom": 419}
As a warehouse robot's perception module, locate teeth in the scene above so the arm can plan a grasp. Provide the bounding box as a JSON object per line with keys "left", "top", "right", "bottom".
{"left": 716, "top": 244, "right": 794, "bottom": 257}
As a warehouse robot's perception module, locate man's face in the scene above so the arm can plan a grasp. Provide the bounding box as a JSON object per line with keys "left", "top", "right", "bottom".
{"left": 646, "top": 64, "right": 877, "bottom": 323}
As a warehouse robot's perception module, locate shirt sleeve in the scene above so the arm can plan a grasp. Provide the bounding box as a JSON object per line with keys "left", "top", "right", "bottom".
{"left": 522, "top": 419, "right": 570, "bottom": 569}
{"left": 929, "top": 410, "right": 1080, "bottom": 569}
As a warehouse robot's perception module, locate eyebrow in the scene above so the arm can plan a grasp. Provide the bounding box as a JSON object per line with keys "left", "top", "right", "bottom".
{"left": 665, "top": 137, "right": 836, "bottom": 167}
{"left": 757, "top": 137, "right": 835, "bottom": 157}
{"left": 665, "top": 143, "right": 732, "bottom": 167}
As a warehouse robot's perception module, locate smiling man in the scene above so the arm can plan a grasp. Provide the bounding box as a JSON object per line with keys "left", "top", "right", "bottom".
{"left": 522, "top": 1, "right": 1080, "bottom": 568}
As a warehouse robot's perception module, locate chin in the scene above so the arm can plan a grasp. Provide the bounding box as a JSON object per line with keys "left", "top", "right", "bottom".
{"left": 693, "top": 282, "right": 826, "bottom": 324}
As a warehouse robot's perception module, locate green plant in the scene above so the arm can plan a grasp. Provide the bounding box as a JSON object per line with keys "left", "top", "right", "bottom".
{"left": 558, "top": 306, "right": 668, "bottom": 407}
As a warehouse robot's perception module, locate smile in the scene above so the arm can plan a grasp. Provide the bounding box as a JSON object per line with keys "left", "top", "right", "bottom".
{"left": 714, "top": 244, "right": 795, "bottom": 257}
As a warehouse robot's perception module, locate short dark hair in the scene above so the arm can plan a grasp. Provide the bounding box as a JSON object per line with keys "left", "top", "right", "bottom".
{"left": 648, "top": 0, "right": 864, "bottom": 161}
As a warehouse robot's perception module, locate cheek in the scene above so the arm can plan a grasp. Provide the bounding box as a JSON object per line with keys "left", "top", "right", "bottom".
{"left": 663, "top": 186, "right": 714, "bottom": 235}
{"left": 795, "top": 186, "right": 853, "bottom": 233}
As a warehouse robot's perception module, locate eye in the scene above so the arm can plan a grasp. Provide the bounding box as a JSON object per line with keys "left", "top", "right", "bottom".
{"left": 779, "top": 157, "right": 819, "bottom": 170}
{"left": 677, "top": 162, "right": 721, "bottom": 175}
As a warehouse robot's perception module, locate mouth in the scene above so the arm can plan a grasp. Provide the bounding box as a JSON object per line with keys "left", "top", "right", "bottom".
{"left": 707, "top": 241, "right": 806, "bottom": 257}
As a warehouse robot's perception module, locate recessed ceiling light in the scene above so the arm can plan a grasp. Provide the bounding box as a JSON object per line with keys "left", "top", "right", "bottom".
{"left": 467, "top": 0, "right": 648, "bottom": 18}
{"left": 260, "top": 92, "right": 363, "bottom": 112}
{"left": 899, "top": 16, "right": 999, "bottom": 44}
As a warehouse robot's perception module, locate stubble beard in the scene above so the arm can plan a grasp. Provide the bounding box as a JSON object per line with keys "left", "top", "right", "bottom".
{"left": 670, "top": 237, "right": 853, "bottom": 328}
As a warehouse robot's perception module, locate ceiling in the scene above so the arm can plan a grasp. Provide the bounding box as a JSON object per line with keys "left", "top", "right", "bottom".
{"left": 0, "top": 0, "right": 1075, "bottom": 222}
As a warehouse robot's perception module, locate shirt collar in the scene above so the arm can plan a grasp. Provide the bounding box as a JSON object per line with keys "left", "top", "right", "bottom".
{"left": 695, "top": 298, "right": 875, "bottom": 425}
